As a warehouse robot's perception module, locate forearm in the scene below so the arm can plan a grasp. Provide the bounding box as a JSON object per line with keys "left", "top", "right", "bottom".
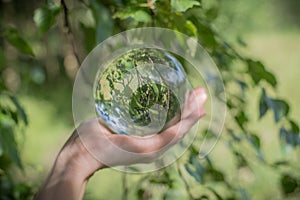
{"left": 34, "top": 131, "right": 103, "bottom": 200}
{"left": 34, "top": 156, "right": 88, "bottom": 200}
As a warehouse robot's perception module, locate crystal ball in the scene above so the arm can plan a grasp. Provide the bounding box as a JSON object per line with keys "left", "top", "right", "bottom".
{"left": 94, "top": 48, "right": 188, "bottom": 136}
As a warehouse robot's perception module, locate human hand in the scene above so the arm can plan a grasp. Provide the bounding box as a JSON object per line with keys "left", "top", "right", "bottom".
{"left": 34, "top": 87, "right": 207, "bottom": 200}
{"left": 69, "top": 86, "right": 207, "bottom": 173}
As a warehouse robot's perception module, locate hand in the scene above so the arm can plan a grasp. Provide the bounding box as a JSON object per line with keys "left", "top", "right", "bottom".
{"left": 34, "top": 87, "right": 207, "bottom": 200}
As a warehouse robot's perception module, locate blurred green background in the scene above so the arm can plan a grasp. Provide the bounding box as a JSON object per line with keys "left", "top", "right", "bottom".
{"left": 1, "top": 0, "right": 300, "bottom": 199}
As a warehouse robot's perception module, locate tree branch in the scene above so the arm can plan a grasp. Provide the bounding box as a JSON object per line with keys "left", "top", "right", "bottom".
{"left": 61, "top": 0, "right": 81, "bottom": 64}
{"left": 61, "top": 0, "right": 93, "bottom": 86}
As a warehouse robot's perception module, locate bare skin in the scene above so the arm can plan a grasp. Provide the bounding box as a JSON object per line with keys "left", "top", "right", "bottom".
{"left": 34, "top": 87, "right": 207, "bottom": 200}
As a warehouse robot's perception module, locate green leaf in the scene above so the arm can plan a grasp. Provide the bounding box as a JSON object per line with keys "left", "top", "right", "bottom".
{"left": 234, "top": 111, "right": 248, "bottom": 131}
{"left": 272, "top": 160, "right": 289, "bottom": 168}
{"left": 227, "top": 129, "right": 241, "bottom": 142}
{"left": 280, "top": 174, "right": 299, "bottom": 195}
{"left": 248, "top": 134, "right": 261, "bottom": 149}
{"left": 289, "top": 120, "right": 299, "bottom": 133}
{"left": 279, "top": 127, "right": 300, "bottom": 147}
{"left": 271, "top": 99, "right": 289, "bottom": 122}
{"left": 90, "top": 0, "right": 114, "bottom": 43}
{"left": 148, "top": 171, "right": 172, "bottom": 185}
{"left": 233, "top": 151, "right": 248, "bottom": 168}
{"left": 226, "top": 99, "right": 234, "bottom": 109}
{"left": 0, "top": 153, "right": 13, "bottom": 170}
{"left": 163, "top": 169, "right": 187, "bottom": 199}
{"left": 259, "top": 88, "right": 289, "bottom": 122}
{"left": 184, "top": 163, "right": 202, "bottom": 183}
{"left": 259, "top": 88, "right": 268, "bottom": 118}
{"left": 207, "top": 167, "right": 225, "bottom": 182}
{"left": 3, "top": 27, "right": 34, "bottom": 56}
{"left": 134, "top": 10, "right": 152, "bottom": 22}
{"left": 247, "top": 60, "right": 277, "bottom": 87}
{"left": 164, "top": 188, "right": 187, "bottom": 200}
{"left": 190, "top": 19, "right": 217, "bottom": 48}
{"left": 33, "top": 3, "right": 61, "bottom": 34}
{"left": 237, "top": 37, "right": 247, "bottom": 47}
{"left": 9, "top": 95, "right": 28, "bottom": 125}
{"left": 81, "top": 25, "right": 96, "bottom": 52}
{"left": 13, "top": 183, "right": 33, "bottom": 199}
{"left": 236, "top": 80, "right": 248, "bottom": 94}
{"left": 205, "top": 6, "right": 219, "bottom": 22}
{"left": 137, "top": 188, "right": 149, "bottom": 199}
{"left": 171, "top": 0, "right": 200, "bottom": 12}
{"left": 207, "top": 187, "right": 223, "bottom": 200}
{"left": 191, "top": 155, "right": 205, "bottom": 175}
{"left": 113, "top": 9, "right": 151, "bottom": 23}
{"left": 247, "top": 134, "right": 264, "bottom": 160}
{"left": 71, "top": 7, "right": 95, "bottom": 28}
{"left": 0, "top": 124, "right": 23, "bottom": 169}
{"left": 184, "top": 20, "right": 197, "bottom": 36}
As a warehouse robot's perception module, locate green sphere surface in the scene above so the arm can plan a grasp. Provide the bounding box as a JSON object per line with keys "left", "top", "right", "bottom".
{"left": 94, "top": 48, "right": 188, "bottom": 136}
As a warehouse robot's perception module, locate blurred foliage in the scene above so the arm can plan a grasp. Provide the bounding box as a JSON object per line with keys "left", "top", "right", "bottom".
{"left": 276, "top": 0, "right": 300, "bottom": 27}
{"left": 0, "top": 0, "right": 300, "bottom": 199}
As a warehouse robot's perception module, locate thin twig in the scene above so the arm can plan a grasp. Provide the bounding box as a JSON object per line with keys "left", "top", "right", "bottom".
{"left": 61, "top": 0, "right": 81, "bottom": 64}
{"left": 61, "top": 0, "right": 93, "bottom": 86}
{"left": 122, "top": 173, "right": 128, "bottom": 200}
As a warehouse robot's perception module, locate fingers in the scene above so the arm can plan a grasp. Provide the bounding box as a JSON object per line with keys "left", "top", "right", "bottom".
{"left": 152, "top": 87, "right": 208, "bottom": 149}
{"left": 182, "top": 87, "right": 207, "bottom": 120}
{"left": 77, "top": 87, "right": 208, "bottom": 167}
{"left": 192, "top": 87, "right": 207, "bottom": 107}
{"left": 130, "top": 87, "right": 208, "bottom": 153}
{"left": 192, "top": 87, "right": 207, "bottom": 118}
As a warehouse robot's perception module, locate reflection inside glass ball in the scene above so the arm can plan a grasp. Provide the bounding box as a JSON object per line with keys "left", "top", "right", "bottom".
{"left": 94, "top": 48, "right": 188, "bottom": 136}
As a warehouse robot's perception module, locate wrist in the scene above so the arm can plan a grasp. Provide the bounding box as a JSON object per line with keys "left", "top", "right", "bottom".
{"left": 35, "top": 131, "right": 104, "bottom": 200}
{"left": 57, "top": 131, "right": 106, "bottom": 180}
{"left": 34, "top": 158, "right": 87, "bottom": 200}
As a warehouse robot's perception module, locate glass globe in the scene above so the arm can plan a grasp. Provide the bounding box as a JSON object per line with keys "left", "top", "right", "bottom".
{"left": 94, "top": 48, "right": 188, "bottom": 136}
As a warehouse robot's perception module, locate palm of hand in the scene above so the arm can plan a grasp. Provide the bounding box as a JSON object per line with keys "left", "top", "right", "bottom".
{"left": 63, "top": 87, "right": 207, "bottom": 176}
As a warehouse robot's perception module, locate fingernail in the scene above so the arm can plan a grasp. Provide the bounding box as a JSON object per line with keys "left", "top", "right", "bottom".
{"left": 199, "top": 92, "right": 207, "bottom": 100}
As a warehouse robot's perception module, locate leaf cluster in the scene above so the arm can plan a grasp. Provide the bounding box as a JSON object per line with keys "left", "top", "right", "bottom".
{"left": 1, "top": 0, "right": 299, "bottom": 199}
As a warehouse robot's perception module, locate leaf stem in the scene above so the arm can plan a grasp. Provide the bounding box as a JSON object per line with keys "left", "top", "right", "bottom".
{"left": 122, "top": 173, "right": 128, "bottom": 200}
{"left": 176, "top": 161, "right": 195, "bottom": 199}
